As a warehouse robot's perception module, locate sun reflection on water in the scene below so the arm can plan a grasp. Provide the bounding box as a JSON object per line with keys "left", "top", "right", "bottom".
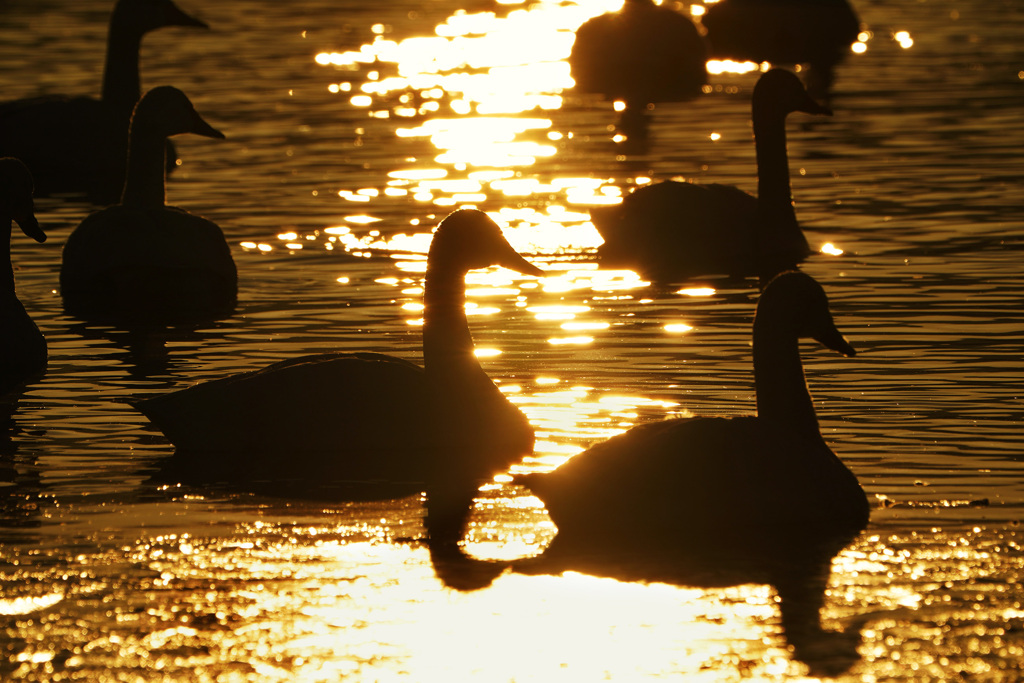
{"left": 124, "top": 523, "right": 813, "bottom": 679}
{"left": 308, "top": 0, "right": 642, "bottom": 259}
{"left": 300, "top": 0, "right": 884, "bottom": 268}
{"left": 6, "top": 510, "right": 1017, "bottom": 680}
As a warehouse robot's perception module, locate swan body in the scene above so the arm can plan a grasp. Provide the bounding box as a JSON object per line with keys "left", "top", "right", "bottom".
{"left": 136, "top": 209, "right": 543, "bottom": 502}
{"left": 702, "top": 0, "right": 860, "bottom": 101}
{"left": 570, "top": 0, "right": 707, "bottom": 108}
{"left": 594, "top": 68, "right": 830, "bottom": 283}
{"left": 60, "top": 86, "right": 234, "bottom": 325}
{"left": 0, "top": 159, "right": 48, "bottom": 395}
{"left": 518, "top": 271, "right": 868, "bottom": 563}
{"left": 0, "top": 0, "right": 208, "bottom": 202}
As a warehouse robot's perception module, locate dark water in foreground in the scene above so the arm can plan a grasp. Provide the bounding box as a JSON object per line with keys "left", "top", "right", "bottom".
{"left": 1, "top": 0, "right": 1022, "bottom": 680}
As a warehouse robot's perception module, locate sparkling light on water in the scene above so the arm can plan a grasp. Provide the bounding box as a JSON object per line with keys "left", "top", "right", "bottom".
{"left": 2, "top": 0, "right": 1021, "bottom": 680}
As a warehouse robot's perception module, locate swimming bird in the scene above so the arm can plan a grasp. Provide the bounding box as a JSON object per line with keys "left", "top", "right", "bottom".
{"left": 570, "top": 0, "right": 707, "bottom": 112}
{"left": 593, "top": 68, "right": 830, "bottom": 284}
{"left": 517, "top": 271, "right": 868, "bottom": 567}
{"left": 702, "top": 0, "right": 860, "bottom": 102}
{"left": 136, "top": 209, "right": 543, "bottom": 541}
{"left": 60, "top": 86, "right": 234, "bottom": 325}
{"left": 0, "top": 159, "right": 48, "bottom": 395}
{"left": 0, "top": 0, "right": 208, "bottom": 203}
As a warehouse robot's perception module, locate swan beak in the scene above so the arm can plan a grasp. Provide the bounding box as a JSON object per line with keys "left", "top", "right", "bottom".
{"left": 815, "top": 324, "right": 855, "bottom": 357}
{"left": 166, "top": 2, "right": 210, "bottom": 30}
{"left": 192, "top": 115, "right": 226, "bottom": 141}
{"left": 497, "top": 247, "right": 544, "bottom": 277}
{"left": 799, "top": 97, "right": 833, "bottom": 117}
{"left": 15, "top": 211, "right": 46, "bottom": 244}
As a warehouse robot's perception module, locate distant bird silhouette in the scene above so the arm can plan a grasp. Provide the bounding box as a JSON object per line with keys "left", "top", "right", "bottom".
{"left": 60, "top": 86, "right": 233, "bottom": 325}
{"left": 136, "top": 208, "right": 543, "bottom": 545}
{"left": 570, "top": 0, "right": 707, "bottom": 119}
{"left": 0, "top": 0, "right": 208, "bottom": 203}
{"left": 0, "top": 159, "right": 47, "bottom": 395}
{"left": 702, "top": 0, "right": 860, "bottom": 102}
{"left": 518, "top": 271, "right": 868, "bottom": 566}
{"left": 593, "top": 68, "right": 830, "bottom": 283}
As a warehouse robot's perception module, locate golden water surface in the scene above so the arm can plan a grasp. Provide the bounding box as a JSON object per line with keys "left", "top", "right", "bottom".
{"left": 0, "top": 0, "right": 1022, "bottom": 680}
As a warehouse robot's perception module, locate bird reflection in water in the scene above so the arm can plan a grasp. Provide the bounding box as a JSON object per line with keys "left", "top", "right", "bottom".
{"left": 66, "top": 320, "right": 229, "bottom": 381}
{"left": 515, "top": 272, "right": 869, "bottom": 674}
{"left": 514, "top": 531, "right": 864, "bottom": 675}
{"left": 513, "top": 519, "right": 865, "bottom": 675}
{"left": 0, "top": 392, "right": 45, "bottom": 541}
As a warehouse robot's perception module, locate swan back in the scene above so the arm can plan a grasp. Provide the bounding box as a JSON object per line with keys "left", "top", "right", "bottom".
{"left": 570, "top": 0, "right": 707, "bottom": 105}
{"left": 593, "top": 181, "right": 759, "bottom": 281}
{"left": 140, "top": 353, "right": 434, "bottom": 487}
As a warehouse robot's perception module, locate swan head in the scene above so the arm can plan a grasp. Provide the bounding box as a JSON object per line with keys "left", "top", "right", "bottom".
{"left": 429, "top": 209, "right": 544, "bottom": 277}
{"left": 758, "top": 271, "right": 854, "bottom": 356}
{"left": 755, "top": 68, "right": 832, "bottom": 118}
{"left": 130, "top": 86, "right": 226, "bottom": 142}
{"left": 112, "top": 0, "right": 209, "bottom": 34}
{"left": 0, "top": 158, "right": 46, "bottom": 244}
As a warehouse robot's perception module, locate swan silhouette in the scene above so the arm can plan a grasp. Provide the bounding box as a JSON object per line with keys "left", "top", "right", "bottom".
{"left": 593, "top": 68, "right": 830, "bottom": 284}
{"left": 59, "top": 86, "right": 233, "bottom": 325}
{"left": 570, "top": 0, "right": 707, "bottom": 111}
{"left": 0, "top": 0, "right": 208, "bottom": 203}
{"left": 518, "top": 271, "right": 868, "bottom": 564}
{"left": 136, "top": 209, "right": 543, "bottom": 539}
{"left": 0, "top": 159, "right": 47, "bottom": 395}
{"left": 702, "top": 0, "right": 860, "bottom": 102}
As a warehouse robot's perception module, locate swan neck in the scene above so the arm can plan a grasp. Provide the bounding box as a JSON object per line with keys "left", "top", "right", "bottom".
{"left": 753, "top": 111, "right": 797, "bottom": 227}
{"left": 753, "top": 316, "right": 820, "bottom": 438}
{"left": 101, "top": 16, "right": 143, "bottom": 117}
{"left": 119, "top": 120, "right": 167, "bottom": 207}
{"left": 423, "top": 264, "right": 478, "bottom": 376}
